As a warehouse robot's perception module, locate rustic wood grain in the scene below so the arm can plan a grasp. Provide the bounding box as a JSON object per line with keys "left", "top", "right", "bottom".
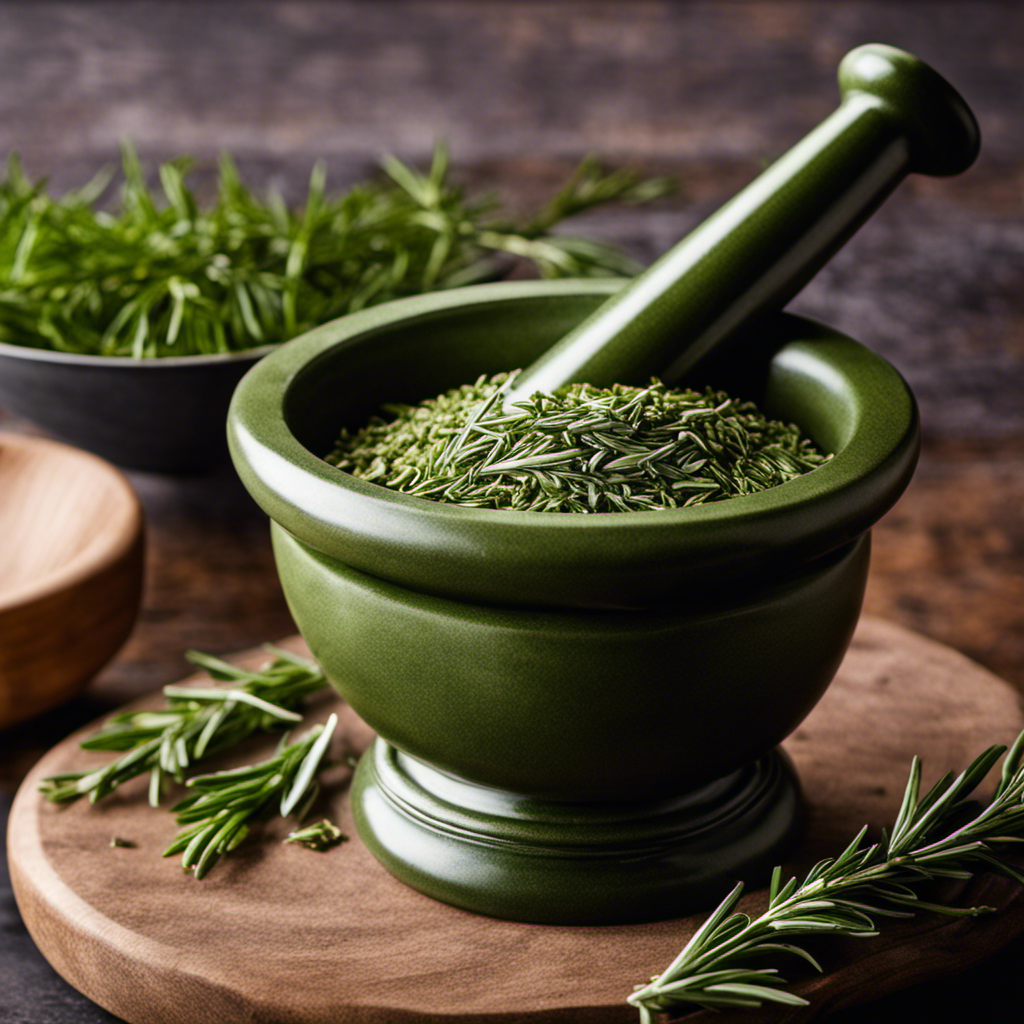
{"left": 0, "top": 435, "right": 144, "bottom": 729}
{"left": 8, "top": 618, "right": 1024, "bottom": 1024}
{"left": 866, "top": 451, "right": 1024, "bottom": 695}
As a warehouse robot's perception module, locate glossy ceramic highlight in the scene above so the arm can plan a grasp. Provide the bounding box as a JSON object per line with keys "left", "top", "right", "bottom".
{"left": 230, "top": 280, "right": 918, "bottom": 610}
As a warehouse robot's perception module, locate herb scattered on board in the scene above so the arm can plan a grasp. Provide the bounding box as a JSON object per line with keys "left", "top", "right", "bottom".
{"left": 40, "top": 647, "right": 329, "bottom": 807}
{"left": 628, "top": 730, "right": 1024, "bottom": 1020}
{"left": 41, "top": 647, "right": 346, "bottom": 879}
{"left": 0, "top": 144, "right": 672, "bottom": 357}
{"left": 164, "top": 714, "right": 338, "bottom": 879}
{"left": 285, "top": 818, "right": 349, "bottom": 852}
{"left": 327, "top": 372, "right": 831, "bottom": 512}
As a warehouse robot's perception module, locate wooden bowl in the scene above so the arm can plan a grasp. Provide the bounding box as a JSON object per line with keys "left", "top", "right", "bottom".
{"left": 0, "top": 435, "right": 145, "bottom": 728}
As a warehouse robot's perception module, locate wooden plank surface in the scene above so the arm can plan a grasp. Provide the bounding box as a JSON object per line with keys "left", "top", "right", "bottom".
{"left": 9, "top": 619, "right": 1024, "bottom": 1024}
{"left": 1, "top": 3, "right": 1022, "bottom": 1022}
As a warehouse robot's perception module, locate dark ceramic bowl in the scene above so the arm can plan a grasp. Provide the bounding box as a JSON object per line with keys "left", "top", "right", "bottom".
{"left": 229, "top": 280, "right": 919, "bottom": 921}
{"left": 0, "top": 343, "right": 276, "bottom": 473}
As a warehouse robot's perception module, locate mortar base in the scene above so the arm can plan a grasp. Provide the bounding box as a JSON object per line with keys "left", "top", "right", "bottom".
{"left": 352, "top": 739, "right": 801, "bottom": 925}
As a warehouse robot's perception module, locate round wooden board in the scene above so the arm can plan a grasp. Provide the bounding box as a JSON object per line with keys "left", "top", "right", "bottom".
{"left": 9, "top": 617, "right": 1024, "bottom": 1024}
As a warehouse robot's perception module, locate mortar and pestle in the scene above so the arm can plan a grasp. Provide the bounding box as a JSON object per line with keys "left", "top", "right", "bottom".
{"left": 229, "top": 45, "right": 979, "bottom": 925}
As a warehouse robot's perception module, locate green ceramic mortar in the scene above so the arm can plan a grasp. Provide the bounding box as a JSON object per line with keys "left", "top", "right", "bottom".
{"left": 228, "top": 46, "right": 978, "bottom": 924}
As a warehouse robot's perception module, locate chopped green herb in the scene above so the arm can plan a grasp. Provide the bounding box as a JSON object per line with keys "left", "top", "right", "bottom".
{"left": 284, "top": 818, "right": 348, "bottom": 852}
{"left": 327, "top": 372, "right": 830, "bottom": 512}
{"left": 0, "top": 145, "right": 672, "bottom": 357}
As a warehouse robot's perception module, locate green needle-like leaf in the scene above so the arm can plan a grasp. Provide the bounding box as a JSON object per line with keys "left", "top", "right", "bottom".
{"left": 39, "top": 649, "right": 329, "bottom": 804}
{"left": 0, "top": 145, "right": 672, "bottom": 357}
{"left": 281, "top": 713, "right": 338, "bottom": 816}
{"left": 629, "top": 730, "right": 1024, "bottom": 1019}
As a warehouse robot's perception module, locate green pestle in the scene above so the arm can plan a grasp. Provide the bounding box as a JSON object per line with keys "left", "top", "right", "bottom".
{"left": 502, "top": 43, "right": 979, "bottom": 409}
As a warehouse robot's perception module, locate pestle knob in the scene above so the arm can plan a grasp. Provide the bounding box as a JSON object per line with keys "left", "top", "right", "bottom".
{"left": 503, "top": 44, "right": 979, "bottom": 408}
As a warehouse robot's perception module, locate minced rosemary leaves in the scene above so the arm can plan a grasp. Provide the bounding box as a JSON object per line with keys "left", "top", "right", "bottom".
{"left": 326, "top": 372, "right": 831, "bottom": 513}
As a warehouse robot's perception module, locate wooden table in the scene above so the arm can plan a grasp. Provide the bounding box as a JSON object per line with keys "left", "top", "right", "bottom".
{"left": 2, "top": 3, "right": 1021, "bottom": 1021}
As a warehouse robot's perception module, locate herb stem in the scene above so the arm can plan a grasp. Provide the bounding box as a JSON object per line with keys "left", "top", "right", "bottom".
{"left": 629, "top": 733, "right": 1024, "bottom": 1020}
{"left": 40, "top": 647, "right": 329, "bottom": 806}
{"left": 164, "top": 714, "right": 339, "bottom": 879}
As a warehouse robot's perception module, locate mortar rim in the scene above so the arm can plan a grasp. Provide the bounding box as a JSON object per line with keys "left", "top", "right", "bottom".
{"left": 228, "top": 280, "right": 919, "bottom": 608}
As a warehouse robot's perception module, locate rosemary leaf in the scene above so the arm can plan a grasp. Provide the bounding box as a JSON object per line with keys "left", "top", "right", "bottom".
{"left": 164, "top": 714, "right": 338, "bottom": 879}
{"left": 160, "top": 686, "right": 305, "bottom": 721}
{"left": 281, "top": 717, "right": 336, "bottom": 816}
{"left": 39, "top": 648, "right": 328, "bottom": 806}
{"left": 628, "top": 730, "right": 1024, "bottom": 1019}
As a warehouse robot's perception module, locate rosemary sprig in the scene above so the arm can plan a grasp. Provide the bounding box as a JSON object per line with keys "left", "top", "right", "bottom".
{"left": 163, "top": 714, "right": 338, "bottom": 879}
{"left": 39, "top": 647, "right": 328, "bottom": 806}
{"left": 629, "top": 730, "right": 1024, "bottom": 1021}
{"left": 328, "top": 373, "right": 829, "bottom": 512}
{"left": 0, "top": 145, "right": 671, "bottom": 357}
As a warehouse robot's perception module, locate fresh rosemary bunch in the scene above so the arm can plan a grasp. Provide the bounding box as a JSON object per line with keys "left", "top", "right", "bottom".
{"left": 629, "top": 730, "right": 1024, "bottom": 1021}
{"left": 0, "top": 145, "right": 671, "bottom": 357}
{"left": 327, "top": 372, "right": 829, "bottom": 512}
{"left": 163, "top": 713, "right": 338, "bottom": 879}
{"left": 39, "top": 647, "right": 329, "bottom": 807}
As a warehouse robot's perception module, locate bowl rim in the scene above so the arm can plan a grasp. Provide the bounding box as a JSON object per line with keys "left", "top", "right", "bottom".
{"left": 228, "top": 279, "right": 920, "bottom": 605}
{"left": 0, "top": 339, "right": 279, "bottom": 368}
{"left": 0, "top": 434, "right": 144, "bottom": 613}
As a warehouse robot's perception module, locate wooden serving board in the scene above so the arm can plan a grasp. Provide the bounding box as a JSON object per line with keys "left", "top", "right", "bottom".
{"left": 9, "top": 617, "right": 1024, "bottom": 1024}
